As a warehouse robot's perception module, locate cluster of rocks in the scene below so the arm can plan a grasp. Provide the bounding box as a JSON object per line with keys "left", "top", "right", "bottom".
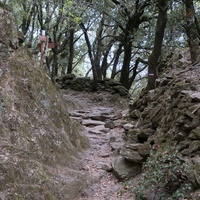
{"left": 111, "top": 48, "right": 200, "bottom": 197}
{"left": 56, "top": 74, "right": 128, "bottom": 96}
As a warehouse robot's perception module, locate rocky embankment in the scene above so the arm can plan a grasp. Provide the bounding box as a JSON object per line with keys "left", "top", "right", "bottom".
{"left": 112, "top": 48, "right": 200, "bottom": 199}
{"left": 0, "top": 7, "right": 88, "bottom": 199}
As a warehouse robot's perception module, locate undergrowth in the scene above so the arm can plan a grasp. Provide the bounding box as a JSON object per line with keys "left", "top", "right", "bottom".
{"left": 133, "top": 144, "right": 192, "bottom": 200}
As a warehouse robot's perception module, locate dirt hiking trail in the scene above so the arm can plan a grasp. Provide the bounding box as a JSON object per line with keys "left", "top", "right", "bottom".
{"left": 64, "top": 90, "right": 136, "bottom": 200}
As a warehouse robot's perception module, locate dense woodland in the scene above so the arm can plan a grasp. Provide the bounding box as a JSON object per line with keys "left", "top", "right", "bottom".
{"left": 2, "top": 0, "right": 200, "bottom": 91}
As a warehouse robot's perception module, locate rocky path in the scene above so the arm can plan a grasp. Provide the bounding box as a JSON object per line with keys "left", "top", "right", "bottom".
{"left": 66, "top": 91, "right": 136, "bottom": 200}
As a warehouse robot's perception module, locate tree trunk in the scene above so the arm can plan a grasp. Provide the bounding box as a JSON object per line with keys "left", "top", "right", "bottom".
{"left": 51, "top": 25, "right": 59, "bottom": 82}
{"left": 147, "top": 0, "right": 168, "bottom": 90}
{"left": 93, "top": 15, "right": 105, "bottom": 80}
{"left": 184, "top": 0, "right": 199, "bottom": 63}
{"left": 80, "top": 22, "right": 98, "bottom": 91}
{"left": 101, "top": 39, "right": 115, "bottom": 79}
{"left": 111, "top": 43, "right": 123, "bottom": 79}
{"left": 120, "top": 41, "right": 132, "bottom": 89}
{"left": 67, "top": 28, "right": 74, "bottom": 74}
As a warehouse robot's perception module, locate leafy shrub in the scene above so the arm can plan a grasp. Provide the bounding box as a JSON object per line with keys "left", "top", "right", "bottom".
{"left": 134, "top": 144, "right": 192, "bottom": 200}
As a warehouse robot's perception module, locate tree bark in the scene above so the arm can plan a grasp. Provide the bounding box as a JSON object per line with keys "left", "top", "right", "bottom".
{"left": 120, "top": 41, "right": 132, "bottom": 89}
{"left": 147, "top": 0, "right": 168, "bottom": 90}
{"left": 111, "top": 43, "right": 123, "bottom": 79}
{"left": 51, "top": 23, "right": 60, "bottom": 82}
{"left": 67, "top": 28, "right": 75, "bottom": 74}
{"left": 80, "top": 22, "right": 98, "bottom": 91}
{"left": 184, "top": 0, "right": 199, "bottom": 63}
{"left": 111, "top": 0, "right": 150, "bottom": 89}
{"left": 101, "top": 38, "right": 115, "bottom": 79}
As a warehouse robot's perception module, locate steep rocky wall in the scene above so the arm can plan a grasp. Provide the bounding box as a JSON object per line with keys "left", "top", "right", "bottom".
{"left": 112, "top": 48, "right": 200, "bottom": 198}
{"left": 0, "top": 8, "right": 88, "bottom": 200}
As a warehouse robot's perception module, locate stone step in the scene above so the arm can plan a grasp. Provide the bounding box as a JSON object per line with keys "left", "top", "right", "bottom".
{"left": 82, "top": 119, "right": 105, "bottom": 126}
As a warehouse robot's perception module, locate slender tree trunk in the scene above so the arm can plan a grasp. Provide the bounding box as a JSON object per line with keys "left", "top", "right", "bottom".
{"left": 51, "top": 26, "right": 59, "bottom": 82}
{"left": 80, "top": 22, "right": 98, "bottom": 91}
{"left": 111, "top": 43, "right": 123, "bottom": 79}
{"left": 67, "top": 28, "right": 74, "bottom": 74}
{"left": 101, "top": 39, "right": 115, "bottom": 79}
{"left": 184, "top": 0, "right": 199, "bottom": 63}
{"left": 52, "top": 48, "right": 58, "bottom": 82}
{"left": 147, "top": 0, "right": 168, "bottom": 90}
{"left": 120, "top": 41, "right": 132, "bottom": 89}
{"left": 93, "top": 15, "right": 105, "bottom": 80}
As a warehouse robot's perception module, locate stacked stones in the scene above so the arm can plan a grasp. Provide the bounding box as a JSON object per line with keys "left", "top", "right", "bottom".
{"left": 112, "top": 49, "right": 200, "bottom": 193}
{"left": 56, "top": 74, "right": 128, "bottom": 96}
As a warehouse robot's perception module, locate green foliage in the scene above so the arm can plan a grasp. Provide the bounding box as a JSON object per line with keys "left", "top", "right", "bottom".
{"left": 134, "top": 144, "right": 192, "bottom": 200}
{"left": 58, "top": 0, "right": 82, "bottom": 24}
{"left": 3, "top": 0, "right": 200, "bottom": 87}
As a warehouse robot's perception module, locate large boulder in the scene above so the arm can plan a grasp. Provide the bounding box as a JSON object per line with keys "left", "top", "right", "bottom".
{"left": 112, "top": 156, "right": 142, "bottom": 180}
{"left": 0, "top": 7, "right": 88, "bottom": 200}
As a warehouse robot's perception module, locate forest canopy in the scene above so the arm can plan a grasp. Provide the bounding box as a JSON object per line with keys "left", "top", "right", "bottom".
{"left": 2, "top": 0, "right": 200, "bottom": 91}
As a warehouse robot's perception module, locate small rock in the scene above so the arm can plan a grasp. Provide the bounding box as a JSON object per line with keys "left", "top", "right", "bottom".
{"left": 120, "top": 148, "right": 144, "bottom": 163}
{"left": 110, "top": 141, "right": 124, "bottom": 150}
{"left": 130, "top": 109, "right": 141, "bottom": 119}
{"left": 124, "top": 143, "right": 142, "bottom": 150}
{"left": 137, "top": 128, "right": 155, "bottom": 140}
{"left": 121, "top": 109, "right": 129, "bottom": 118}
{"left": 101, "top": 164, "right": 112, "bottom": 172}
{"left": 189, "top": 127, "right": 200, "bottom": 139}
{"left": 69, "top": 111, "right": 88, "bottom": 118}
{"left": 100, "top": 128, "right": 110, "bottom": 133}
{"left": 191, "top": 92, "right": 200, "bottom": 102}
{"left": 105, "top": 120, "right": 115, "bottom": 129}
{"left": 123, "top": 123, "right": 134, "bottom": 130}
{"left": 113, "top": 119, "right": 128, "bottom": 127}
{"left": 138, "top": 142, "right": 151, "bottom": 158}
{"left": 90, "top": 125, "right": 110, "bottom": 133}
{"left": 189, "top": 141, "right": 200, "bottom": 154}
{"left": 99, "top": 152, "right": 110, "bottom": 158}
{"left": 89, "top": 129, "right": 102, "bottom": 135}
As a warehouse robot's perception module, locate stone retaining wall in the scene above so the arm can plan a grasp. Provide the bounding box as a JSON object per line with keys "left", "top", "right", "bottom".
{"left": 56, "top": 74, "right": 129, "bottom": 96}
